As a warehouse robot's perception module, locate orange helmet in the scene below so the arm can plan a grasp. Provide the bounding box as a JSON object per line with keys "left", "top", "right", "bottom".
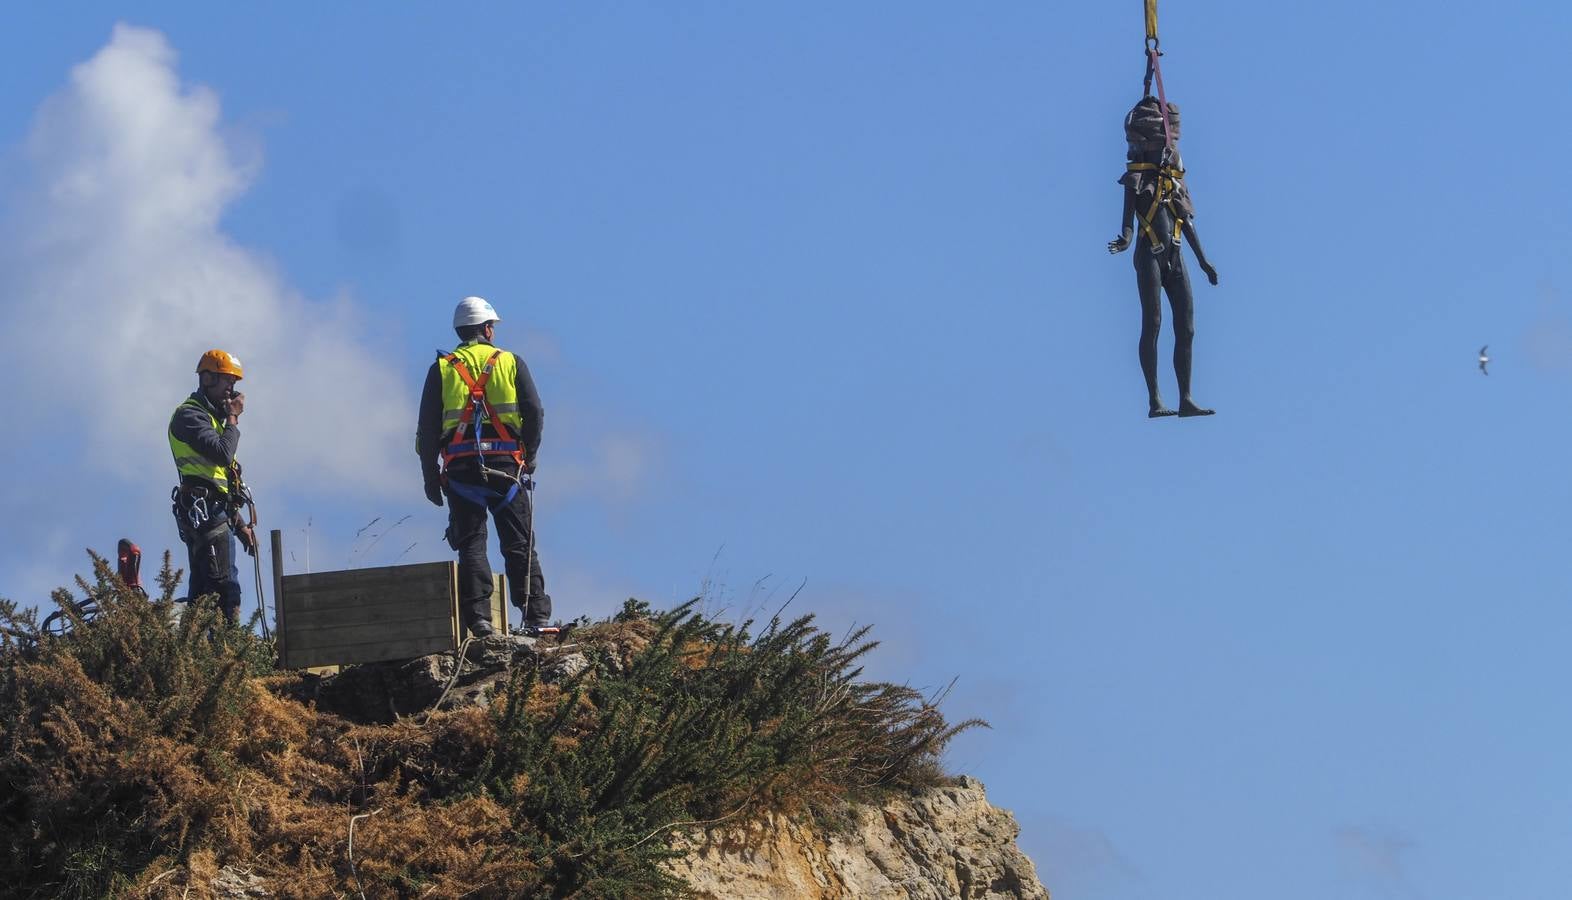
{"left": 196, "top": 349, "right": 244, "bottom": 380}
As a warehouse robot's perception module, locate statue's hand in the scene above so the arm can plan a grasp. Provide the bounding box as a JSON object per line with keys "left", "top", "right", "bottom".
{"left": 1201, "top": 262, "right": 1219, "bottom": 286}
{"left": 1107, "top": 235, "right": 1130, "bottom": 254}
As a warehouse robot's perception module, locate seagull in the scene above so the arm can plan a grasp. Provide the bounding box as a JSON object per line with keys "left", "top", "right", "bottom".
{"left": 1478, "top": 345, "right": 1490, "bottom": 375}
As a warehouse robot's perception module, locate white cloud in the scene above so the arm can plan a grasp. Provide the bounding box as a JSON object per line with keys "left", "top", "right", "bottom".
{"left": 0, "top": 24, "right": 414, "bottom": 600}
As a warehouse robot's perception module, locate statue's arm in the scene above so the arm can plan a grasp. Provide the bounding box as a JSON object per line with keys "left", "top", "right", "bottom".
{"left": 1180, "top": 218, "right": 1218, "bottom": 285}
{"left": 1107, "top": 185, "right": 1135, "bottom": 254}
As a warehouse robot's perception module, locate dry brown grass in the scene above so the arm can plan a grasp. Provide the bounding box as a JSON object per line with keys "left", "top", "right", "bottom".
{"left": 2, "top": 575, "right": 981, "bottom": 898}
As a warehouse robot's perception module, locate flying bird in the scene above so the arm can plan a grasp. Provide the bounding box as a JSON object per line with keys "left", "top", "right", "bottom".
{"left": 1478, "top": 345, "right": 1490, "bottom": 375}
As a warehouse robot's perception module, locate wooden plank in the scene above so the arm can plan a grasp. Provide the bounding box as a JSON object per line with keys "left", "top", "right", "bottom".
{"left": 287, "top": 600, "right": 452, "bottom": 631}
{"left": 282, "top": 567, "right": 449, "bottom": 600}
{"left": 281, "top": 579, "right": 452, "bottom": 614}
{"left": 286, "top": 635, "right": 457, "bottom": 670}
{"left": 491, "top": 574, "right": 509, "bottom": 635}
{"left": 271, "top": 529, "right": 286, "bottom": 664}
{"left": 284, "top": 562, "right": 452, "bottom": 595}
{"left": 284, "top": 616, "right": 455, "bottom": 653}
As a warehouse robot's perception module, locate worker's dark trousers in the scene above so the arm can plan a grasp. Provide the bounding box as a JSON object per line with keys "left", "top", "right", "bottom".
{"left": 445, "top": 477, "right": 551, "bottom": 630}
{"left": 181, "top": 520, "right": 242, "bottom": 622}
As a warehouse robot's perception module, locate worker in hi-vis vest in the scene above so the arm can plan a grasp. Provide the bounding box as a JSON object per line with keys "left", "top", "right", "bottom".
{"left": 416, "top": 296, "right": 552, "bottom": 637}
{"left": 169, "top": 349, "right": 255, "bottom": 621}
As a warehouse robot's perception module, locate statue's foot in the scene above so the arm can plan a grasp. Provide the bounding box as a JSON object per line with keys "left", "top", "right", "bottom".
{"left": 1149, "top": 406, "right": 1177, "bottom": 418}
{"left": 1177, "top": 401, "right": 1215, "bottom": 417}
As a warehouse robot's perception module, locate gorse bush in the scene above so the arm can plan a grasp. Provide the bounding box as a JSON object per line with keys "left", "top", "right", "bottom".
{"left": 0, "top": 563, "right": 984, "bottom": 898}
{"left": 461, "top": 598, "right": 986, "bottom": 896}
{"left": 0, "top": 551, "right": 275, "bottom": 898}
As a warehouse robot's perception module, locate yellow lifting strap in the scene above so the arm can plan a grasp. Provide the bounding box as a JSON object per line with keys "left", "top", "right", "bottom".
{"left": 1145, "top": 0, "right": 1159, "bottom": 45}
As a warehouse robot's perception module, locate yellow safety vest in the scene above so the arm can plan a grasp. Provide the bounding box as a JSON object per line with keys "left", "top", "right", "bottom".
{"left": 439, "top": 341, "right": 523, "bottom": 436}
{"left": 169, "top": 396, "right": 229, "bottom": 493}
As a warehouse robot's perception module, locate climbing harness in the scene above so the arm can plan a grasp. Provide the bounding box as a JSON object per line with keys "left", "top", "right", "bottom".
{"left": 170, "top": 465, "right": 271, "bottom": 638}
{"left": 172, "top": 483, "right": 226, "bottom": 541}
{"left": 437, "top": 348, "right": 531, "bottom": 510}
{"left": 1126, "top": 159, "right": 1187, "bottom": 248}
{"left": 439, "top": 349, "right": 526, "bottom": 471}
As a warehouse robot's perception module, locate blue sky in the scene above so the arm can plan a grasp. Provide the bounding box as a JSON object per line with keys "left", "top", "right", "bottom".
{"left": 3, "top": 3, "right": 1572, "bottom": 897}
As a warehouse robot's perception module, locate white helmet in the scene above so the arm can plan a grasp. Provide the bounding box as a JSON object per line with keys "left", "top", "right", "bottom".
{"left": 453, "top": 296, "right": 501, "bottom": 328}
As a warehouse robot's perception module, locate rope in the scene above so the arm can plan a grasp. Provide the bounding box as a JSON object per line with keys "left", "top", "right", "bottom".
{"left": 1148, "top": 48, "right": 1176, "bottom": 156}
{"left": 420, "top": 634, "right": 475, "bottom": 726}
{"left": 1140, "top": 0, "right": 1175, "bottom": 160}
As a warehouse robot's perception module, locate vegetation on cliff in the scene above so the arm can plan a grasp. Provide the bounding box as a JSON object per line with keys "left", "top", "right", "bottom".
{"left": 0, "top": 555, "right": 983, "bottom": 898}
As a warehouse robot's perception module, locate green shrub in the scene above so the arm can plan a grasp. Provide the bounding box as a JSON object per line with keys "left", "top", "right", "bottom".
{"left": 460, "top": 598, "right": 987, "bottom": 897}
{"left": 0, "top": 563, "right": 983, "bottom": 898}
{"left": 0, "top": 551, "right": 274, "bottom": 898}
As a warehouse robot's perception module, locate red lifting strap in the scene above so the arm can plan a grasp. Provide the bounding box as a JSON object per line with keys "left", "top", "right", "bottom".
{"left": 441, "top": 350, "right": 525, "bottom": 470}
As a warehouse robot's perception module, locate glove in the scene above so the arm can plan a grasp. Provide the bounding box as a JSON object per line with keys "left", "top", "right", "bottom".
{"left": 236, "top": 522, "right": 258, "bottom": 557}
{"left": 425, "top": 479, "right": 444, "bottom": 507}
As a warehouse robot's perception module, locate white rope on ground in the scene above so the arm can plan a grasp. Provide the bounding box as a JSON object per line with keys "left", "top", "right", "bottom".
{"left": 420, "top": 635, "right": 475, "bottom": 726}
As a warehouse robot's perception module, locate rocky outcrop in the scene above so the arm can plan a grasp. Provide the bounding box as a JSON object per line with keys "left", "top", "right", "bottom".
{"left": 667, "top": 777, "right": 1048, "bottom": 900}
{"left": 211, "top": 864, "right": 271, "bottom": 898}
{"left": 301, "top": 633, "right": 597, "bottom": 723}
{"left": 295, "top": 638, "right": 1048, "bottom": 899}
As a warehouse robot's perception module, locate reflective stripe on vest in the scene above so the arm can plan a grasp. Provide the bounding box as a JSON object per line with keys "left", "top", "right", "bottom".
{"left": 168, "top": 397, "right": 230, "bottom": 491}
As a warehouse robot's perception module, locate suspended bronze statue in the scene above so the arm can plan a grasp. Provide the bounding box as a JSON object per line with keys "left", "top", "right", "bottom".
{"left": 1108, "top": 97, "right": 1217, "bottom": 417}
{"left": 1109, "top": 1, "right": 1219, "bottom": 418}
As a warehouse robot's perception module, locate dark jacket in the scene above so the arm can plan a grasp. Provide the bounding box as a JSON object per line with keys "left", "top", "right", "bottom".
{"left": 416, "top": 341, "right": 544, "bottom": 486}
{"left": 170, "top": 391, "right": 241, "bottom": 492}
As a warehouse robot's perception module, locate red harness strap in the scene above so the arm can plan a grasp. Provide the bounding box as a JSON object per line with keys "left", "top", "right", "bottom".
{"left": 441, "top": 350, "right": 526, "bottom": 471}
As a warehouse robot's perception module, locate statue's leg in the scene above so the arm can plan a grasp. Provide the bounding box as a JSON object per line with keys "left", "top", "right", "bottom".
{"left": 1135, "top": 242, "right": 1174, "bottom": 417}
{"left": 1163, "top": 255, "right": 1214, "bottom": 417}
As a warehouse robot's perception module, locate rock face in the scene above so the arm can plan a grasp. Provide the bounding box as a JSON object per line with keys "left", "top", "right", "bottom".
{"left": 306, "top": 634, "right": 553, "bottom": 723}
{"left": 297, "top": 639, "right": 1048, "bottom": 899}
{"left": 667, "top": 777, "right": 1048, "bottom": 900}
{"left": 211, "top": 864, "right": 271, "bottom": 897}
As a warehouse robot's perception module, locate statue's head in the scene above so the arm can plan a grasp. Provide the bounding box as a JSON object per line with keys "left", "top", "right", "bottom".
{"left": 1124, "top": 95, "right": 1181, "bottom": 147}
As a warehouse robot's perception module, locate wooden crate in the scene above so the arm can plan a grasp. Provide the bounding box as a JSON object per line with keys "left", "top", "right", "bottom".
{"left": 275, "top": 558, "right": 459, "bottom": 670}
{"left": 269, "top": 530, "right": 512, "bottom": 669}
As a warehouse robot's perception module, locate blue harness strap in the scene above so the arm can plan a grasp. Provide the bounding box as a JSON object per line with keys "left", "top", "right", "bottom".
{"left": 445, "top": 440, "right": 520, "bottom": 457}
{"left": 446, "top": 476, "right": 523, "bottom": 512}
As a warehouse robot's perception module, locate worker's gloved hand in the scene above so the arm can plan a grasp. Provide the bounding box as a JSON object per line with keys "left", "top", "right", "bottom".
{"left": 224, "top": 391, "right": 246, "bottom": 418}
{"left": 1107, "top": 234, "right": 1131, "bottom": 254}
{"left": 1200, "top": 262, "right": 1219, "bottom": 286}
{"left": 235, "top": 522, "right": 258, "bottom": 557}
{"left": 425, "top": 479, "right": 444, "bottom": 507}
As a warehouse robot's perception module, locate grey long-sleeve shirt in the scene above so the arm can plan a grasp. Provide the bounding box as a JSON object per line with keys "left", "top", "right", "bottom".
{"left": 170, "top": 391, "right": 240, "bottom": 490}
{"left": 415, "top": 341, "right": 544, "bottom": 485}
